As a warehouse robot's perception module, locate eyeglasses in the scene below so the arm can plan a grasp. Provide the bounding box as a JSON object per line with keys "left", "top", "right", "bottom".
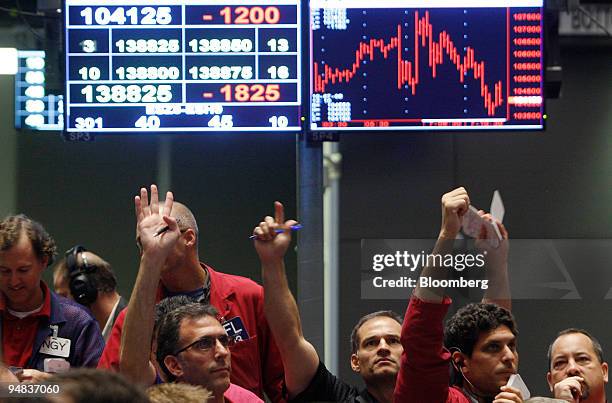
{"left": 173, "top": 334, "right": 235, "bottom": 356}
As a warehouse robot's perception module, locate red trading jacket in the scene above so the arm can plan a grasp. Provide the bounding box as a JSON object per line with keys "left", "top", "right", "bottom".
{"left": 98, "top": 264, "right": 286, "bottom": 403}
{"left": 393, "top": 296, "right": 471, "bottom": 403}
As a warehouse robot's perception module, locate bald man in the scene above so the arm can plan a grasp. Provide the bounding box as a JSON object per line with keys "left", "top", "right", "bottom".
{"left": 52, "top": 248, "right": 127, "bottom": 341}
{"left": 98, "top": 185, "right": 285, "bottom": 402}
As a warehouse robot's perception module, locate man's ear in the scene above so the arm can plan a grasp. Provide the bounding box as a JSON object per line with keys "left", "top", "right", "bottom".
{"left": 350, "top": 353, "right": 360, "bottom": 373}
{"left": 451, "top": 350, "right": 465, "bottom": 371}
{"left": 602, "top": 362, "right": 608, "bottom": 383}
{"left": 546, "top": 372, "right": 554, "bottom": 392}
{"left": 183, "top": 229, "right": 197, "bottom": 248}
{"left": 164, "top": 355, "right": 183, "bottom": 379}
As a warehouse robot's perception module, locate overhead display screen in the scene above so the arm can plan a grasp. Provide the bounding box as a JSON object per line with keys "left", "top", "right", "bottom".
{"left": 15, "top": 51, "right": 64, "bottom": 131}
{"left": 309, "top": 0, "right": 545, "bottom": 131}
{"left": 65, "top": 0, "right": 301, "bottom": 132}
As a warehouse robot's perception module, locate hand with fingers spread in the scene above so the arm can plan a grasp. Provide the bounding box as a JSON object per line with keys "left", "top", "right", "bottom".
{"left": 440, "top": 187, "right": 470, "bottom": 239}
{"left": 252, "top": 201, "right": 298, "bottom": 265}
{"left": 134, "top": 184, "right": 180, "bottom": 260}
{"left": 121, "top": 184, "right": 180, "bottom": 386}
{"left": 493, "top": 385, "right": 524, "bottom": 403}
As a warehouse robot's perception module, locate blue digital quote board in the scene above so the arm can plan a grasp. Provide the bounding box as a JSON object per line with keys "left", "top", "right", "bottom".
{"left": 65, "top": 0, "right": 301, "bottom": 132}
{"left": 309, "top": 0, "right": 545, "bottom": 131}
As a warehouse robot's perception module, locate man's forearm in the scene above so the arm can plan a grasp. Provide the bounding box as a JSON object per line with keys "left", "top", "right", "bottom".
{"left": 483, "top": 261, "right": 511, "bottom": 311}
{"left": 262, "top": 258, "right": 319, "bottom": 397}
{"left": 414, "top": 235, "right": 455, "bottom": 303}
{"left": 119, "top": 253, "right": 161, "bottom": 385}
{"left": 262, "top": 259, "right": 306, "bottom": 352}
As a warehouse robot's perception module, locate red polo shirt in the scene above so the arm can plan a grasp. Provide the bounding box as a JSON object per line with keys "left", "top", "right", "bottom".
{"left": 0, "top": 282, "right": 52, "bottom": 367}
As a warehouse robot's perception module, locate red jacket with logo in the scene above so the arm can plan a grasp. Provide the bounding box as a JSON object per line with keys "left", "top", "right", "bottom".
{"left": 98, "top": 264, "right": 285, "bottom": 402}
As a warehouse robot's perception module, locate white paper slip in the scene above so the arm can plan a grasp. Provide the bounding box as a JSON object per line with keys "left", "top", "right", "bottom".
{"left": 490, "top": 190, "right": 505, "bottom": 223}
{"left": 506, "top": 373, "right": 531, "bottom": 400}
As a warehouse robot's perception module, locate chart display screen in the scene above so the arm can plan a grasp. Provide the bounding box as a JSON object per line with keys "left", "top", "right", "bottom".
{"left": 65, "top": 0, "right": 301, "bottom": 132}
{"left": 309, "top": 0, "right": 544, "bottom": 131}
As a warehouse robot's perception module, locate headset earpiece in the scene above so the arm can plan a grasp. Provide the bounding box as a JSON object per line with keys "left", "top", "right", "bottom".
{"left": 448, "top": 347, "right": 486, "bottom": 399}
{"left": 452, "top": 358, "right": 464, "bottom": 372}
{"left": 65, "top": 245, "right": 98, "bottom": 305}
{"left": 449, "top": 347, "right": 464, "bottom": 370}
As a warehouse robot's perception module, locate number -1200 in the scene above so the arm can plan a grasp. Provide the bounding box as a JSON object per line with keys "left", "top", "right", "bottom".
{"left": 219, "top": 6, "right": 280, "bottom": 24}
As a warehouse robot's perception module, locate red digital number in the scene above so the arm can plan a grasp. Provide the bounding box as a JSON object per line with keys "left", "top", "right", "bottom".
{"left": 220, "top": 84, "right": 281, "bottom": 102}
{"left": 220, "top": 6, "right": 281, "bottom": 24}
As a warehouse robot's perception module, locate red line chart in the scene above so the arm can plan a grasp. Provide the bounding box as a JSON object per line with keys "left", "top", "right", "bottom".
{"left": 313, "top": 11, "right": 504, "bottom": 116}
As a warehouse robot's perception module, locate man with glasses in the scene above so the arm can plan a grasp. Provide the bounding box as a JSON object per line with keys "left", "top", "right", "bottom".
{"left": 106, "top": 185, "right": 281, "bottom": 402}
{"left": 155, "top": 302, "right": 262, "bottom": 402}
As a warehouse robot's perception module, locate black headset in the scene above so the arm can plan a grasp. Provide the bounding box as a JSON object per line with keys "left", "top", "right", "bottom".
{"left": 65, "top": 245, "right": 98, "bottom": 305}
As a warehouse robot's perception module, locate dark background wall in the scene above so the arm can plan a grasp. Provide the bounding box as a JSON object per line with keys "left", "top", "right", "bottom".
{"left": 14, "top": 133, "right": 298, "bottom": 300}
{"left": 336, "top": 42, "right": 612, "bottom": 397}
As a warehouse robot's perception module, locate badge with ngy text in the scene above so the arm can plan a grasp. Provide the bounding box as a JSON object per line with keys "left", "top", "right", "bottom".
{"left": 39, "top": 336, "right": 71, "bottom": 358}
{"left": 222, "top": 316, "right": 250, "bottom": 342}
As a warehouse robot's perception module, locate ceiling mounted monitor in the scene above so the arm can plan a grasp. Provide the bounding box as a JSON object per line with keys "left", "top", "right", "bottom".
{"left": 64, "top": 0, "right": 302, "bottom": 133}
{"left": 309, "top": 0, "right": 545, "bottom": 131}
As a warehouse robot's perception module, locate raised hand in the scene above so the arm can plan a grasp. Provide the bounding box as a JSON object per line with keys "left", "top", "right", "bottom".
{"left": 134, "top": 184, "right": 180, "bottom": 260}
{"left": 440, "top": 187, "right": 470, "bottom": 239}
{"left": 475, "top": 212, "right": 509, "bottom": 262}
{"left": 252, "top": 201, "right": 298, "bottom": 265}
{"left": 476, "top": 211, "right": 512, "bottom": 309}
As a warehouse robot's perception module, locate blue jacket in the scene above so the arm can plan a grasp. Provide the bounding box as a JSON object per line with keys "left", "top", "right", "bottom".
{"left": 19, "top": 290, "right": 104, "bottom": 370}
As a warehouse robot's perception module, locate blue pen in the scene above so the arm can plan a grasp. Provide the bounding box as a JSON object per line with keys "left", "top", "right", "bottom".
{"left": 249, "top": 224, "right": 303, "bottom": 239}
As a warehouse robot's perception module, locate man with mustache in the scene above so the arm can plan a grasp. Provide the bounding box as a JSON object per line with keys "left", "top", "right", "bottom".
{"left": 547, "top": 329, "right": 608, "bottom": 403}
{"left": 393, "top": 187, "right": 524, "bottom": 403}
{"left": 100, "top": 185, "right": 284, "bottom": 401}
{"left": 155, "top": 302, "right": 261, "bottom": 402}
